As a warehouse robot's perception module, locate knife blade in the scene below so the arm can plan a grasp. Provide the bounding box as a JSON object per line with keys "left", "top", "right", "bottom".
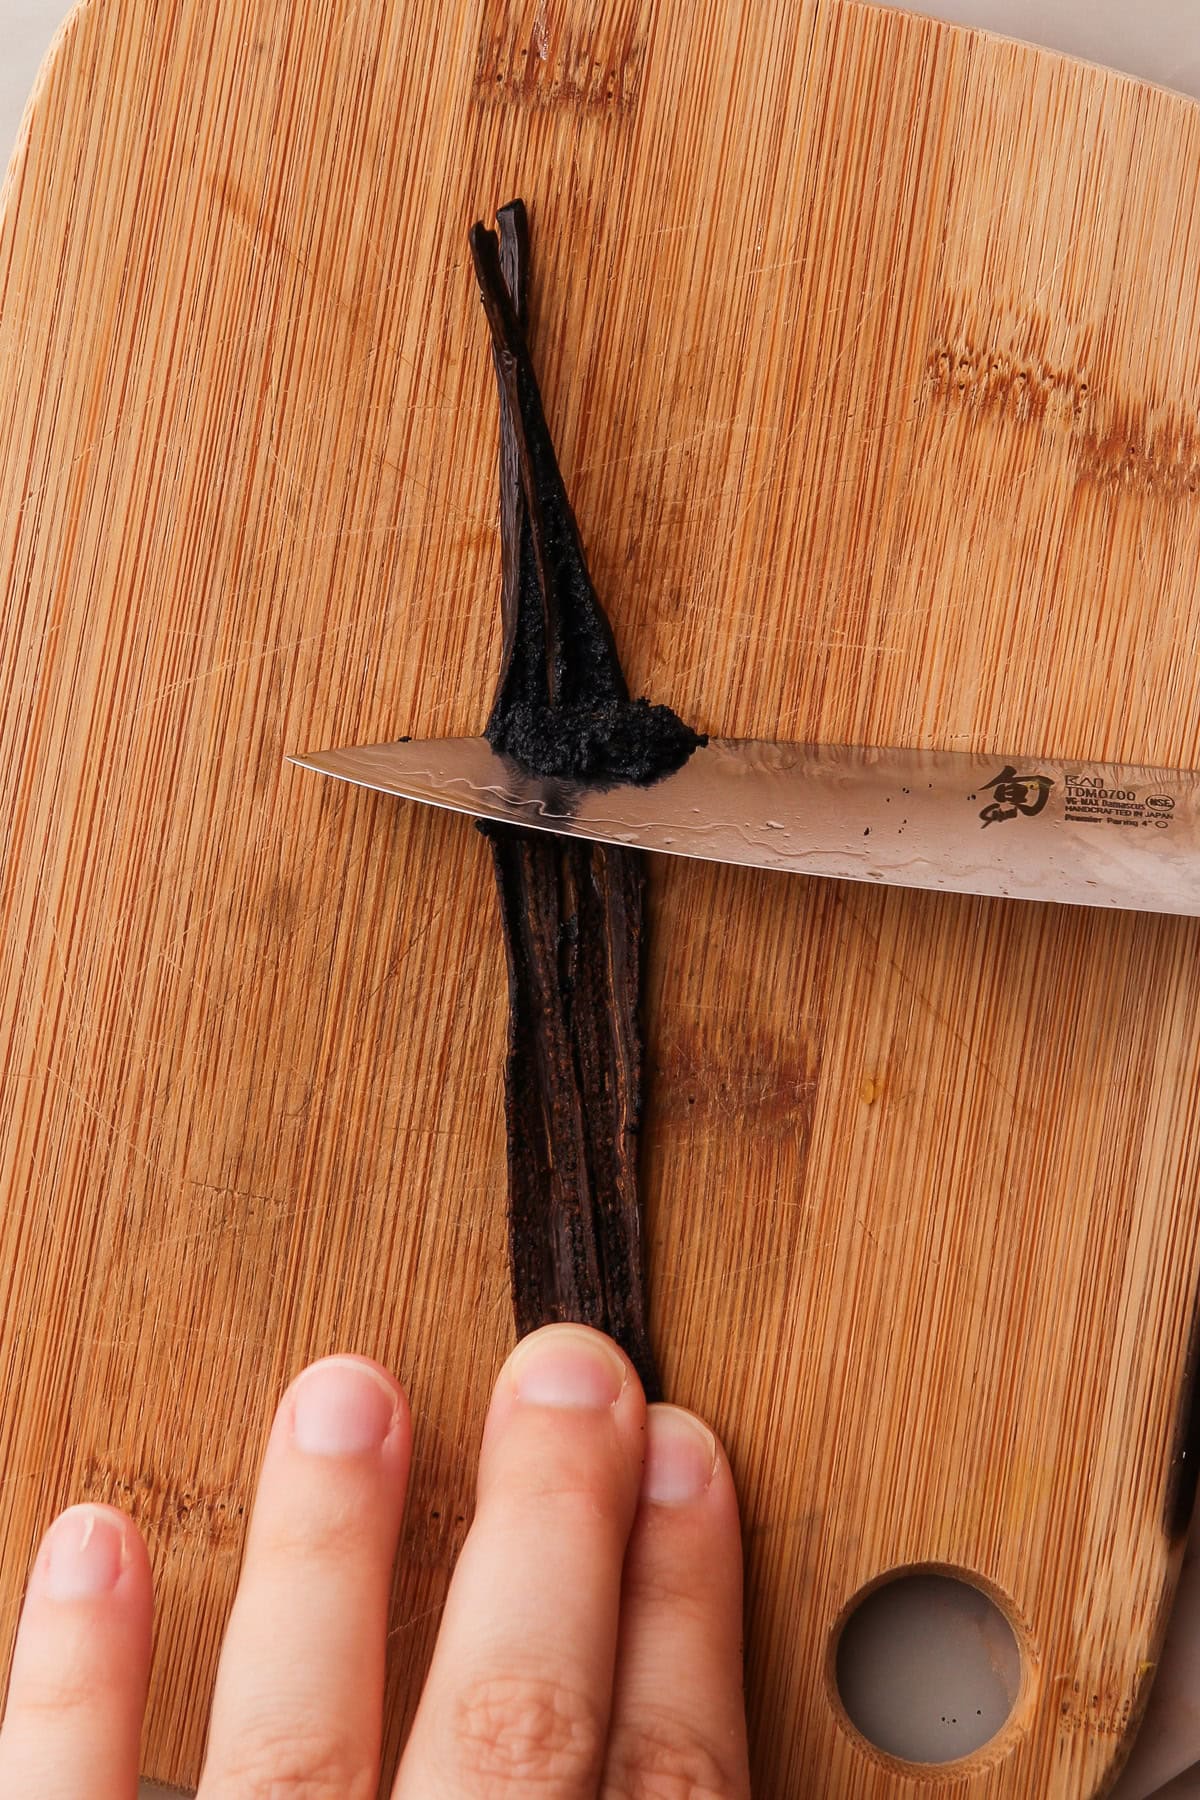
{"left": 288, "top": 736, "right": 1200, "bottom": 917}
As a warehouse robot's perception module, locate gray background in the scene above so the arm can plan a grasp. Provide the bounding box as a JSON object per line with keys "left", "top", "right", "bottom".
{"left": 2, "top": 0, "right": 1200, "bottom": 1796}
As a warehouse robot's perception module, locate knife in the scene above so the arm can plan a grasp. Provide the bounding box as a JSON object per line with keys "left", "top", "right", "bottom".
{"left": 288, "top": 735, "right": 1200, "bottom": 917}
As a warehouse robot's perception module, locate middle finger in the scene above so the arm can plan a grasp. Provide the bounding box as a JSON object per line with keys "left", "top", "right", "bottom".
{"left": 395, "top": 1324, "right": 646, "bottom": 1799}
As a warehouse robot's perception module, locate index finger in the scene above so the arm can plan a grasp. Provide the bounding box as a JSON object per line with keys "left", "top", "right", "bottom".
{"left": 198, "top": 1354, "right": 411, "bottom": 1800}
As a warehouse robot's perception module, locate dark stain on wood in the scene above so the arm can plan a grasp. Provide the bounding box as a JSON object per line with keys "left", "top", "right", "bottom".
{"left": 80, "top": 1455, "right": 245, "bottom": 1548}
{"left": 475, "top": 0, "right": 649, "bottom": 110}
{"left": 1073, "top": 409, "right": 1200, "bottom": 504}
{"left": 925, "top": 339, "right": 1089, "bottom": 428}
{"left": 650, "top": 1014, "right": 823, "bottom": 1139}
{"left": 926, "top": 331, "right": 1200, "bottom": 505}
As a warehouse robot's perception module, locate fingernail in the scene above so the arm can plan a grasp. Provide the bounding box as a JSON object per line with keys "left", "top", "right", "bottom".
{"left": 509, "top": 1325, "right": 628, "bottom": 1409}
{"left": 42, "top": 1507, "right": 127, "bottom": 1600}
{"left": 291, "top": 1357, "right": 398, "bottom": 1456}
{"left": 642, "top": 1406, "right": 718, "bottom": 1504}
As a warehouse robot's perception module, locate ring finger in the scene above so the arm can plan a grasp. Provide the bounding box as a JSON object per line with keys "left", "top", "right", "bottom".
{"left": 602, "top": 1404, "right": 749, "bottom": 1797}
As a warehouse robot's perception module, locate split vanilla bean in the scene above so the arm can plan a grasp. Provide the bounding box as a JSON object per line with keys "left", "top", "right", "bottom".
{"left": 469, "top": 200, "right": 703, "bottom": 1398}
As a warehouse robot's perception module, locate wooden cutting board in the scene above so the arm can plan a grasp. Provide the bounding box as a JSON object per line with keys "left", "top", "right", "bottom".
{"left": 3, "top": 0, "right": 1200, "bottom": 1790}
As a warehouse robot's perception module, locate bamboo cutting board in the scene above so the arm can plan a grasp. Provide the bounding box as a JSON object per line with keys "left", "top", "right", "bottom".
{"left": 3, "top": 0, "right": 1200, "bottom": 1790}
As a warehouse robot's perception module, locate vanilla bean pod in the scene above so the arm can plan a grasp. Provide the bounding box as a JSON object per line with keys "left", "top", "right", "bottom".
{"left": 469, "top": 202, "right": 702, "bottom": 1399}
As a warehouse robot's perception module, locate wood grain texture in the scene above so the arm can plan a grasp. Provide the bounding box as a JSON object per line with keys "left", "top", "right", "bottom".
{"left": 2, "top": 0, "right": 1200, "bottom": 1790}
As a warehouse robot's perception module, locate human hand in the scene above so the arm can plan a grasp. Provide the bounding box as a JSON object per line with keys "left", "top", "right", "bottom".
{"left": 0, "top": 1323, "right": 749, "bottom": 1798}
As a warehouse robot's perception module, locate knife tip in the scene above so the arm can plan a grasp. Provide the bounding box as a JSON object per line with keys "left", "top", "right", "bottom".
{"left": 285, "top": 751, "right": 337, "bottom": 780}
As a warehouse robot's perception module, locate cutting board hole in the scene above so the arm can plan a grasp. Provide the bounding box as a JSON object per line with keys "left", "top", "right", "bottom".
{"left": 832, "top": 1570, "right": 1023, "bottom": 1765}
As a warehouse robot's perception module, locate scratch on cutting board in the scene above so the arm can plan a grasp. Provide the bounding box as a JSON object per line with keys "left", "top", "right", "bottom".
{"left": 659, "top": 1254, "right": 789, "bottom": 1297}
{"left": 187, "top": 1181, "right": 274, "bottom": 1208}
{"left": 121, "top": 621, "right": 358, "bottom": 722}
{"left": 831, "top": 893, "right": 1026, "bottom": 1112}
{"left": 38, "top": 1066, "right": 175, "bottom": 1184}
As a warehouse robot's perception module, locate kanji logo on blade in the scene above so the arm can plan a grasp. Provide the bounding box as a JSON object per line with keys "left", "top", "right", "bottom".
{"left": 978, "top": 766, "right": 1054, "bottom": 827}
